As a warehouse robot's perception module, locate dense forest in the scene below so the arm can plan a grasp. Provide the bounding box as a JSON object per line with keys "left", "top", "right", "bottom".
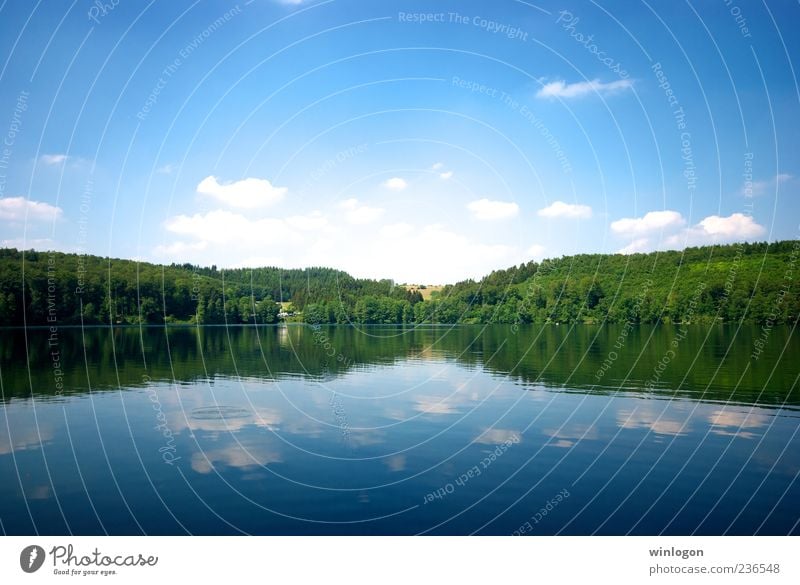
{"left": 0, "top": 240, "right": 797, "bottom": 327}
{"left": 0, "top": 247, "right": 421, "bottom": 326}
{"left": 433, "top": 240, "right": 800, "bottom": 326}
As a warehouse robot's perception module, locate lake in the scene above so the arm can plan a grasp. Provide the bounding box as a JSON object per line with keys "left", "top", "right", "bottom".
{"left": 0, "top": 324, "right": 798, "bottom": 535}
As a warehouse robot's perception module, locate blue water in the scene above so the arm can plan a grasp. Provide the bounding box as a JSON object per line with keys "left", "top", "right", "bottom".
{"left": 0, "top": 325, "right": 797, "bottom": 534}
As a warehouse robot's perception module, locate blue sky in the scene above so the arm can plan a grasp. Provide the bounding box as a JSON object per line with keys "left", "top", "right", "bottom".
{"left": 1, "top": 0, "right": 798, "bottom": 283}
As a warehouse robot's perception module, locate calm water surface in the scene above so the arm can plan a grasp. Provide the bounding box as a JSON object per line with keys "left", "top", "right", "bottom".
{"left": 0, "top": 324, "right": 798, "bottom": 535}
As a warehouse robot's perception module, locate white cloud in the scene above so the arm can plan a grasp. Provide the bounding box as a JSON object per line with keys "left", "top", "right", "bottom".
{"left": 612, "top": 210, "right": 766, "bottom": 254}
{"left": 157, "top": 209, "right": 336, "bottom": 269}
{"left": 380, "top": 222, "right": 414, "bottom": 238}
{"left": 744, "top": 173, "right": 792, "bottom": 197}
{"left": 382, "top": 177, "right": 408, "bottom": 191}
{"left": 165, "top": 210, "right": 300, "bottom": 245}
{"left": 537, "top": 200, "right": 592, "bottom": 219}
{"left": 610, "top": 210, "right": 684, "bottom": 236}
{"left": 39, "top": 154, "right": 68, "bottom": 165}
{"left": 361, "top": 223, "right": 518, "bottom": 283}
{"left": 697, "top": 213, "right": 764, "bottom": 238}
{"left": 234, "top": 255, "right": 286, "bottom": 268}
{"left": 196, "top": 175, "right": 287, "bottom": 209}
{"left": 526, "top": 244, "right": 546, "bottom": 258}
{"left": 158, "top": 206, "right": 534, "bottom": 285}
{"left": 617, "top": 238, "right": 650, "bottom": 255}
{"left": 0, "top": 237, "right": 57, "bottom": 249}
{"left": 153, "top": 240, "right": 209, "bottom": 256}
{"left": 467, "top": 198, "right": 519, "bottom": 221}
{"left": 536, "top": 78, "right": 633, "bottom": 99}
{"left": 0, "top": 196, "right": 63, "bottom": 222}
{"left": 431, "top": 162, "right": 453, "bottom": 179}
{"left": 339, "top": 198, "right": 384, "bottom": 225}
{"left": 157, "top": 164, "right": 175, "bottom": 175}
{"left": 160, "top": 209, "right": 330, "bottom": 262}
{"left": 285, "top": 211, "right": 328, "bottom": 231}
{"left": 673, "top": 213, "right": 765, "bottom": 246}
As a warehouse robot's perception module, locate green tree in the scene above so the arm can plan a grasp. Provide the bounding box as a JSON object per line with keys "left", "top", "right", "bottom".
{"left": 238, "top": 296, "right": 253, "bottom": 323}
{"left": 256, "top": 298, "right": 279, "bottom": 324}
{"left": 195, "top": 293, "right": 206, "bottom": 324}
{"left": 304, "top": 302, "right": 329, "bottom": 324}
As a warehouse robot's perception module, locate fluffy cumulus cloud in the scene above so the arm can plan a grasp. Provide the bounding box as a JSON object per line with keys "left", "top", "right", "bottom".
{"left": 157, "top": 204, "right": 536, "bottom": 284}
{"left": 285, "top": 211, "right": 328, "bottom": 231}
{"left": 536, "top": 78, "right": 633, "bottom": 99}
{"left": 0, "top": 196, "right": 63, "bottom": 222}
{"left": 537, "top": 200, "right": 592, "bottom": 219}
{"left": 675, "top": 213, "right": 765, "bottom": 246}
{"left": 156, "top": 178, "right": 545, "bottom": 283}
{"left": 612, "top": 209, "right": 766, "bottom": 253}
{"left": 164, "top": 210, "right": 300, "bottom": 245}
{"left": 157, "top": 208, "right": 336, "bottom": 268}
{"left": 380, "top": 222, "right": 414, "bottom": 238}
{"left": 618, "top": 238, "right": 651, "bottom": 255}
{"left": 370, "top": 223, "right": 518, "bottom": 283}
{"left": 467, "top": 198, "right": 519, "bottom": 221}
{"left": 339, "top": 198, "right": 384, "bottom": 224}
{"left": 439, "top": 171, "right": 454, "bottom": 180}
{"left": 610, "top": 210, "right": 685, "bottom": 236}
{"left": 526, "top": 243, "right": 546, "bottom": 258}
{"left": 382, "top": 177, "right": 407, "bottom": 191}
{"left": 197, "top": 175, "right": 287, "bottom": 209}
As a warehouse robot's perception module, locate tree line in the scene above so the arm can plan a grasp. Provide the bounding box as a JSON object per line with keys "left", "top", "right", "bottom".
{"left": 0, "top": 248, "right": 420, "bottom": 326}
{"left": 437, "top": 240, "right": 799, "bottom": 326}
{"left": 0, "top": 240, "right": 797, "bottom": 327}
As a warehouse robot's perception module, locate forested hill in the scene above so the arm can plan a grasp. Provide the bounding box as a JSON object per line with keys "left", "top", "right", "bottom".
{"left": 0, "top": 248, "right": 418, "bottom": 326}
{"left": 0, "top": 240, "right": 797, "bottom": 326}
{"left": 436, "top": 240, "right": 799, "bottom": 325}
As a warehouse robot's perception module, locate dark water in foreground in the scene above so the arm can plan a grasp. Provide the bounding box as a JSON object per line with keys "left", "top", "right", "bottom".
{"left": 0, "top": 324, "right": 798, "bottom": 535}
